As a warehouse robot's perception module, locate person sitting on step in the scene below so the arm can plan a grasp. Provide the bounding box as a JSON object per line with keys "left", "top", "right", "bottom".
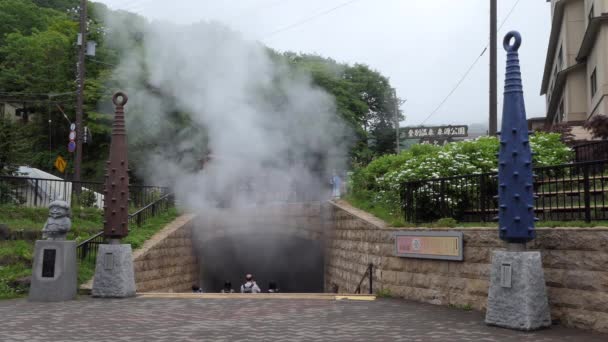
{"left": 267, "top": 281, "right": 279, "bottom": 293}
{"left": 240, "top": 274, "right": 261, "bottom": 293}
{"left": 221, "top": 281, "right": 234, "bottom": 293}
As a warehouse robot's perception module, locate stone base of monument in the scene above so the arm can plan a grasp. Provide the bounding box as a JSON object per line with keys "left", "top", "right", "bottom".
{"left": 92, "top": 244, "right": 136, "bottom": 298}
{"left": 29, "top": 240, "right": 77, "bottom": 302}
{"left": 485, "top": 250, "right": 551, "bottom": 331}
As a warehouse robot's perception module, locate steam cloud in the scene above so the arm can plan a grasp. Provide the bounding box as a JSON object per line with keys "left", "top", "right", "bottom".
{"left": 105, "top": 17, "right": 351, "bottom": 211}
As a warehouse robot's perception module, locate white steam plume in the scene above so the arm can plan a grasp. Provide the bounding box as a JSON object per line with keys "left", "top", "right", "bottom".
{"left": 105, "top": 17, "right": 351, "bottom": 212}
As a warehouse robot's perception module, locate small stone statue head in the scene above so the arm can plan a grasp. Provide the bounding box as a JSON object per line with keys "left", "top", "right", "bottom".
{"left": 42, "top": 200, "right": 72, "bottom": 240}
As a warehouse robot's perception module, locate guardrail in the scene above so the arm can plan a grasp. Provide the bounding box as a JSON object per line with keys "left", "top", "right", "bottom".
{"left": 401, "top": 160, "right": 608, "bottom": 223}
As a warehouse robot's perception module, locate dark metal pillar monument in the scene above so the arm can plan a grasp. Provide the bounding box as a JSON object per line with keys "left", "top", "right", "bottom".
{"left": 92, "top": 92, "right": 136, "bottom": 298}
{"left": 485, "top": 32, "right": 551, "bottom": 331}
{"left": 103, "top": 92, "right": 130, "bottom": 240}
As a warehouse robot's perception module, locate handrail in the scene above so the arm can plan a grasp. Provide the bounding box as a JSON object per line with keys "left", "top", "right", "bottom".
{"left": 77, "top": 231, "right": 104, "bottom": 248}
{"left": 129, "top": 192, "right": 173, "bottom": 218}
{"left": 76, "top": 192, "right": 174, "bottom": 261}
{"left": 354, "top": 263, "right": 373, "bottom": 295}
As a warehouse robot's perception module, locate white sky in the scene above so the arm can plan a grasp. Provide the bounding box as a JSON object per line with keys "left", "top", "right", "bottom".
{"left": 98, "top": 0, "right": 551, "bottom": 128}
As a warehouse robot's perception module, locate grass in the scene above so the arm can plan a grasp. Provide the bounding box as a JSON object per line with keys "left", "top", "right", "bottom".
{"left": 0, "top": 207, "right": 179, "bottom": 300}
{"left": 449, "top": 303, "right": 473, "bottom": 311}
{"left": 124, "top": 207, "right": 178, "bottom": 249}
{"left": 376, "top": 288, "right": 393, "bottom": 298}
{"left": 345, "top": 194, "right": 410, "bottom": 227}
{"left": 0, "top": 206, "right": 103, "bottom": 239}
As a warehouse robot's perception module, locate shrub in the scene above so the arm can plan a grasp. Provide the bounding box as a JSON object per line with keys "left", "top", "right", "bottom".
{"left": 583, "top": 114, "right": 608, "bottom": 140}
{"left": 74, "top": 189, "right": 97, "bottom": 208}
{"left": 376, "top": 288, "right": 393, "bottom": 298}
{"left": 349, "top": 133, "right": 573, "bottom": 223}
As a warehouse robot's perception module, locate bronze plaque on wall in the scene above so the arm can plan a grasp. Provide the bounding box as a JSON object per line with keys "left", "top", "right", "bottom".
{"left": 394, "top": 231, "right": 463, "bottom": 261}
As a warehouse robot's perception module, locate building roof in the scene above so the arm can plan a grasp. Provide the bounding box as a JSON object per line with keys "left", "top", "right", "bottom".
{"left": 545, "top": 63, "right": 585, "bottom": 122}
{"left": 576, "top": 13, "right": 608, "bottom": 62}
{"left": 541, "top": 0, "right": 578, "bottom": 95}
{"left": 15, "top": 166, "right": 63, "bottom": 180}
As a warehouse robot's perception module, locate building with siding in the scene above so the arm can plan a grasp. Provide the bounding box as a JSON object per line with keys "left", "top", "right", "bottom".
{"left": 541, "top": 0, "right": 607, "bottom": 140}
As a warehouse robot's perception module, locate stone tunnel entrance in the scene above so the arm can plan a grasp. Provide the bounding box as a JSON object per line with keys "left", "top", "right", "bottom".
{"left": 199, "top": 233, "right": 324, "bottom": 292}
{"left": 193, "top": 203, "right": 326, "bottom": 293}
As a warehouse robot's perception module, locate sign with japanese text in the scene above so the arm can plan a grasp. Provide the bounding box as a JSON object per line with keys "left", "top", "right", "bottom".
{"left": 402, "top": 125, "right": 468, "bottom": 139}
{"left": 394, "top": 231, "right": 463, "bottom": 261}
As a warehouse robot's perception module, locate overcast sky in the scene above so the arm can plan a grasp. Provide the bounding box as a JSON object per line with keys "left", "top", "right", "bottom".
{"left": 98, "top": 0, "right": 551, "bottom": 128}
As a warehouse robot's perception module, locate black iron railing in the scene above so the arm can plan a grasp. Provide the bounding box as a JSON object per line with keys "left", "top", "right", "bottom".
{"left": 401, "top": 160, "right": 608, "bottom": 223}
{"left": 76, "top": 193, "right": 174, "bottom": 262}
{"left": 0, "top": 175, "right": 168, "bottom": 209}
{"left": 354, "top": 263, "right": 373, "bottom": 295}
{"left": 574, "top": 141, "right": 608, "bottom": 162}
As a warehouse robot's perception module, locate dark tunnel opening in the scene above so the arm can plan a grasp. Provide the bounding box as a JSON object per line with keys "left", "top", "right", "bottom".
{"left": 198, "top": 233, "right": 324, "bottom": 293}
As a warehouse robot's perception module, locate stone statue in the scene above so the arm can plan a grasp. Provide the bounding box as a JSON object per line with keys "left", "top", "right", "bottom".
{"left": 42, "top": 200, "right": 72, "bottom": 240}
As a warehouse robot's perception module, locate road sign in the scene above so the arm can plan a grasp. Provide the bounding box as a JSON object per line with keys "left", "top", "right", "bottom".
{"left": 68, "top": 141, "right": 76, "bottom": 153}
{"left": 70, "top": 123, "right": 76, "bottom": 131}
{"left": 54, "top": 156, "right": 67, "bottom": 173}
{"left": 69, "top": 131, "right": 76, "bottom": 140}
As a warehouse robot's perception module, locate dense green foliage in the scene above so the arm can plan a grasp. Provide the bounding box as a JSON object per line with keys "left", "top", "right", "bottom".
{"left": 0, "top": 0, "right": 402, "bottom": 180}
{"left": 348, "top": 133, "right": 573, "bottom": 220}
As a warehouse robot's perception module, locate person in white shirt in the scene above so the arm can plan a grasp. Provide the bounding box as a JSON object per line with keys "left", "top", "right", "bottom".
{"left": 240, "top": 274, "right": 261, "bottom": 293}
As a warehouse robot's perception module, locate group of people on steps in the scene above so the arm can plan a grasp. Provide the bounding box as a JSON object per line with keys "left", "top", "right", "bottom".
{"left": 192, "top": 274, "right": 279, "bottom": 294}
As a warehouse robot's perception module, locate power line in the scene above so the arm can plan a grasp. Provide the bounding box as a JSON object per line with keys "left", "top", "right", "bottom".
{"left": 228, "top": 0, "right": 295, "bottom": 21}
{"left": 419, "top": 0, "right": 522, "bottom": 125}
{"left": 262, "top": 0, "right": 364, "bottom": 39}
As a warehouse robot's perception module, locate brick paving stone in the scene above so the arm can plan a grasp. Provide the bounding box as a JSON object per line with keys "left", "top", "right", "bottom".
{"left": 0, "top": 297, "right": 607, "bottom": 341}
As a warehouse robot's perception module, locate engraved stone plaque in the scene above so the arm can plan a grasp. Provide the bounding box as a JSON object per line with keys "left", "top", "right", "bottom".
{"left": 104, "top": 253, "right": 114, "bottom": 270}
{"left": 42, "top": 249, "right": 56, "bottom": 278}
{"left": 500, "top": 263, "right": 512, "bottom": 288}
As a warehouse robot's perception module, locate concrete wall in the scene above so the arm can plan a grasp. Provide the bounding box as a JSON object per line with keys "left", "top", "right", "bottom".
{"left": 324, "top": 201, "right": 608, "bottom": 333}
{"left": 133, "top": 214, "right": 199, "bottom": 292}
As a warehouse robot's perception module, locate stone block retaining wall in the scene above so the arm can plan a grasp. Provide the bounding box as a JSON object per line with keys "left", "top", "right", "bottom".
{"left": 133, "top": 214, "right": 199, "bottom": 292}
{"left": 324, "top": 201, "right": 608, "bottom": 333}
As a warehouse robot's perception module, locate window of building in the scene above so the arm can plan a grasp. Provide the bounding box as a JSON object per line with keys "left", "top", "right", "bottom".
{"left": 589, "top": 4, "right": 594, "bottom": 25}
{"left": 558, "top": 100, "right": 565, "bottom": 123}
{"left": 557, "top": 45, "right": 563, "bottom": 69}
{"left": 591, "top": 68, "right": 597, "bottom": 97}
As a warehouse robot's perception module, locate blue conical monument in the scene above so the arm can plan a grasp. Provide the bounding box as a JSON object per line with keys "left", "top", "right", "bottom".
{"left": 485, "top": 31, "right": 551, "bottom": 331}
{"left": 497, "top": 31, "right": 537, "bottom": 243}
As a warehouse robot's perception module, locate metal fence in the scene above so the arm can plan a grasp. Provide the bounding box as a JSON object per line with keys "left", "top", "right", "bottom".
{"left": 573, "top": 140, "right": 608, "bottom": 162}
{"left": 401, "top": 159, "right": 608, "bottom": 223}
{"left": 0, "top": 175, "right": 168, "bottom": 209}
{"left": 76, "top": 193, "right": 174, "bottom": 263}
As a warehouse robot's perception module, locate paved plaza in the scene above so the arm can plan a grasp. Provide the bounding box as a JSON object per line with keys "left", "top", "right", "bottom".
{"left": 0, "top": 296, "right": 606, "bottom": 341}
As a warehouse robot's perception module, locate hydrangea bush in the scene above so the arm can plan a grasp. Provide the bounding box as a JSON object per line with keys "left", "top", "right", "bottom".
{"left": 349, "top": 133, "right": 573, "bottom": 220}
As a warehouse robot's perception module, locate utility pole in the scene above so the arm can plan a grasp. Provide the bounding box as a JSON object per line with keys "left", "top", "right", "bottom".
{"left": 75, "top": 0, "right": 87, "bottom": 183}
{"left": 393, "top": 88, "right": 400, "bottom": 154}
{"left": 489, "top": 0, "right": 498, "bottom": 136}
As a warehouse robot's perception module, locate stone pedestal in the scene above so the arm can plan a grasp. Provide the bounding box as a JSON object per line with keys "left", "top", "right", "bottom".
{"left": 92, "top": 244, "right": 136, "bottom": 298}
{"left": 29, "top": 240, "right": 77, "bottom": 302}
{"left": 485, "top": 250, "right": 551, "bottom": 331}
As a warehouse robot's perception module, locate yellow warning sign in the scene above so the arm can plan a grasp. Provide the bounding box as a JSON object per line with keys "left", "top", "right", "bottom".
{"left": 54, "top": 156, "right": 67, "bottom": 173}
